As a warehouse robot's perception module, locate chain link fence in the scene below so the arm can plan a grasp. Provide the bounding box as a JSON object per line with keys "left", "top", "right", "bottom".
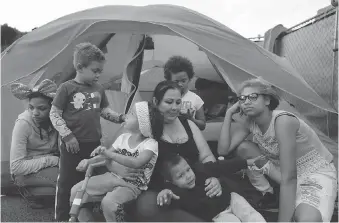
{"left": 274, "top": 7, "right": 338, "bottom": 141}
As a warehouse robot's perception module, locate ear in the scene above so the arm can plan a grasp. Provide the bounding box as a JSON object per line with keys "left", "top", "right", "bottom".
{"left": 76, "top": 63, "right": 83, "bottom": 72}
{"left": 152, "top": 97, "right": 158, "bottom": 106}
{"left": 264, "top": 95, "right": 271, "bottom": 107}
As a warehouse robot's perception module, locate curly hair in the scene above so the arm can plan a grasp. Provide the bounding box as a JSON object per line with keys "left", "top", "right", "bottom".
{"left": 164, "top": 56, "right": 195, "bottom": 80}
{"left": 73, "top": 42, "right": 105, "bottom": 70}
{"left": 237, "top": 77, "right": 281, "bottom": 111}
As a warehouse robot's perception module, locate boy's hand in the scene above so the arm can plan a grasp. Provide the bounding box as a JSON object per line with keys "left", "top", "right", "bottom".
{"left": 180, "top": 109, "right": 194, "bottom": 120}
{"left": 64, "top": 135, "right": 79, "bottom": 153}
{"left": 157, "top": 189, "right": 180, "bottom": 206}
{"left": 76, "top": 159, "right": 89, "bottom": 172}
{"left": 90, "top": 146, "right": 107, "bottom": 157}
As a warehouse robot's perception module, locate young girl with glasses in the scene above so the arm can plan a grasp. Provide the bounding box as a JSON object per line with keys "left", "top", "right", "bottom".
{"left": 217, "top": 78, "right": 337, "bottom": 222}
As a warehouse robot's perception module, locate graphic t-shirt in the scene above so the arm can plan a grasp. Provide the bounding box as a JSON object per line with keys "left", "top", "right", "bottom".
{"left": 52, "top": 80, "right": 109, "bottom": 142}
{"left": 109, "top": 133, "right": 158, "bottom": 190}
{"left": 181, "top": 91, "right": 204, "bottom": 117}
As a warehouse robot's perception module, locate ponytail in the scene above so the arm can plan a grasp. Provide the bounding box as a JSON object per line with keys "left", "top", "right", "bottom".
{"left": 148, "top": 101, "right": 164, "bottom": 141}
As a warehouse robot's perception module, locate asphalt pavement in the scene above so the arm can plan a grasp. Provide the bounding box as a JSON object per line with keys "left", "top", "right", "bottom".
{"left": 0, "top": 195, "right": 337, "bottom": 222}
{"left": 1, "top": 195, "right": 54, "bottom": 222}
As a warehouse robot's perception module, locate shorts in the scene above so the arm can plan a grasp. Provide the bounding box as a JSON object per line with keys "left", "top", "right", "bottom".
{"left": 296, "top": 163, "right": 337, "bottom": 222}
{"left": 269, "top": 162, "right": 337, "bottom": 222}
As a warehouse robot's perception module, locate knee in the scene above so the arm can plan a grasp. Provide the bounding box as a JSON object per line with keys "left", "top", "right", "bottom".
{"left": 236, "top": 141, "right": 258, "bottom": 159}
{"left": 293, "top": 205, "right": 322, "bottom": 222}
{"left": 101, "top": 195, "right": 118, "bottom": 213}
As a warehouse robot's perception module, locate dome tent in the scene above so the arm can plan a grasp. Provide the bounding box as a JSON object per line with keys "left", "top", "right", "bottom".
{"left": 1, "top": 5, "right": 337, "bottom": 175}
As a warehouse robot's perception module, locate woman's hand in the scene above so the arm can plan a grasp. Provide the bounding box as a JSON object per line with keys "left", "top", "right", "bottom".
{"left": 205, "top": 177, "right": 222, "bottom": 197}
{"left": 227, "top": 101, "right": 241, "bottom": 115}
{"left": 76, "top": 159, "right": 89, "bottom": 172}
{"left": 157, "top": 189, "right": 180, "bottom": 206}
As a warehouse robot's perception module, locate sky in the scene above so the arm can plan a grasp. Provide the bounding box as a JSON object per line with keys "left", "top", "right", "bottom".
{"left": 0, "top": 0, "right": 331, "bottom": 38}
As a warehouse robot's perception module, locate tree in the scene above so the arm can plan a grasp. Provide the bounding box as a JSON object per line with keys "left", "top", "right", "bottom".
{"left": 1, "top": 24, "right": 27, "bottom": 52}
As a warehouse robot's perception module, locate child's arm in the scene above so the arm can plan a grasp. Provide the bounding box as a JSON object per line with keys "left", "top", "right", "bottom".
{"left": 76, "top": 156, "right": 106, "bottom": 172}
{"left": 157, "top": 189, "right": 180, "bottom": 206}
{"left": 100, "top": 139, "right": 158, "bottom": 169}
{"left": 50, "top": 105, "right": 79, "bottom": 153}
{"left": 101, "top": 149, "right": 155, "bottom": 169}
{"left": 100, "top": 107, "right": 125, "bottom": 124}
{"left": 49, "top": 105, "right": 72, "bottom": 139}
{"left": 191, "top": 94, "right": 206, "bottom": 130}
{"left": 99, "top": 90, "right": 125, "bottom": 124}
{"left": 88, "top": 154, "right": 106, "bottom": 165}
{"left": 49, "top": 83, "right": 73, "bottom": 139}
{"left": 197, "top": 157, "right": 248, "bottom": 178}
{"left": 50, "top": 83, "right": 80, "bottom": 153}
{"left": 190, "top": 107, "right": 206, "bottom": 130}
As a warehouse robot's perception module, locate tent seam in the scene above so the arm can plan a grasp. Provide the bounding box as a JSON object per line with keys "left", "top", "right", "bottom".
{"left": 158, "top": 23, "right": 337, "bottom": 113}
{"left": 1, "top": 21, "right": 103, "bottom": 87}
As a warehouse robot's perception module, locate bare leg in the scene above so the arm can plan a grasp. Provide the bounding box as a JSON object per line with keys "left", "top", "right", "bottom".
{"left": 293, "top": 203, "right": 322, "bottom": 222}
{"left": 236, "top": 141, "right": 273, "bottom": 194}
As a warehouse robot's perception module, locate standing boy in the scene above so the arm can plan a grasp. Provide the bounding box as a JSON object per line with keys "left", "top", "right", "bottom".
{"left": 50, "top": 42, "right": 125, "bottom": 221}
{"left": 164, "top": 56, "right": 206, "bottom": 130}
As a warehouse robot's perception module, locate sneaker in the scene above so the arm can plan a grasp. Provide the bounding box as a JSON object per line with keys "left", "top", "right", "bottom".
{"left": 257, "top": 192, "right": 278, "bottom": 210}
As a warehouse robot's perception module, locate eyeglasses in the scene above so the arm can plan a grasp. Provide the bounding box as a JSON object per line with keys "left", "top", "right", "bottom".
{"left": 238, "top": 93, "right": 264, "bottom": 104}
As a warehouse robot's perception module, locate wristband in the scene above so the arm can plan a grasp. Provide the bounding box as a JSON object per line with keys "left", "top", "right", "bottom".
{"left": 62, "top": 133, "right": 75, "bottom": 143}
{"left": 248, "top": 160, "right": 271, "bottom": 175}
{"left": 118, "top": 114, "right": 125, "bottom": 123}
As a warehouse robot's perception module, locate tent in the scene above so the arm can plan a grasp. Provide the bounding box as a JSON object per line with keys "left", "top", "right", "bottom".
{"left": 1, "top": 4, "right": 338, "bottom": 175}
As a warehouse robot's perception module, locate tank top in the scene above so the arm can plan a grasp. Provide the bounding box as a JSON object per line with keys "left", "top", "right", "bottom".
{"left": 149, "top": 117, "right": 200, "bottom": 190}
{"left": 250, "top": 110, "right": 334, "bottom": 177}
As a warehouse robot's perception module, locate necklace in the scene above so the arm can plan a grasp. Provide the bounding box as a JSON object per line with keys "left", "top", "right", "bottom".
{"left": 162, "top": 119, "right": 188, "bottom": 143}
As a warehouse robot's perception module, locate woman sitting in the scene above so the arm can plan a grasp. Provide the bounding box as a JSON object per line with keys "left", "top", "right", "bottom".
{"left": 10, "top": 79, "right": 60, "bottom": 209}
{"left": 129, "top": 80, "right": 223, "bottom": 221}
{"left": 218, "top": 78, "right": 337, "bottom": 222}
